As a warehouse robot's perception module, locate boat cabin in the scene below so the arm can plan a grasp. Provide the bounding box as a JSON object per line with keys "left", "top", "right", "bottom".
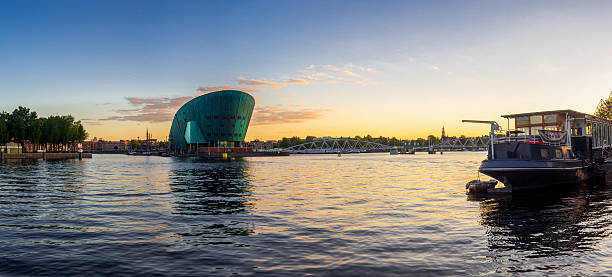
{"left": 501, "top": 109, "right": 612, "bottom": 150}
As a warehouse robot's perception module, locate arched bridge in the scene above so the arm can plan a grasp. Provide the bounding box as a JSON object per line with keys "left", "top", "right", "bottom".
{"left": 284, "top": 138, "right": 393, "bottom": 153}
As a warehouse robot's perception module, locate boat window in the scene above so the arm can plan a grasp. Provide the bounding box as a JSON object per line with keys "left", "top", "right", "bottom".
{"left": 517, "top": 116, "right": 529, "bottom": 125}
{"left": 543, "top": 114, "right": 557, "bottom": 123}
{"left": 586, "top": 124, "right": 592, "bottom": 135}
{"left": 540, "top": 148, "right": 549, "bottom": 159}
{"left": 555, "top": 149, "right": 563, "bottom": 159}
{"left": 530, "top": 115, "right": 543, "bottom": 124}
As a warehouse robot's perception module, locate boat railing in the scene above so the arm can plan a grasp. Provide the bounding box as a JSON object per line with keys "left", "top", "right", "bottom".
{"left": 493, "top": 130, "right": 568, "bottom": 146}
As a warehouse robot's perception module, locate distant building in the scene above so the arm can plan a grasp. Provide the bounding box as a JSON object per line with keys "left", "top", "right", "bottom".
{"left": 247, "top": 139, "right": 277, "bottom": 150}
{"left": 169, "top": 90, "right": 255, "bottom": 152}
{"left": 83, "top": 139, "right": 129, "bottom": 152}
{"left": 1, "top": 142, "right": 22, "bottom": 154}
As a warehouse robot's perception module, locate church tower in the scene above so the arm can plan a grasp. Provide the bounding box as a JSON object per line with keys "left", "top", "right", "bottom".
{"left": 441, "top": 126, "right": 446, "bottom": 139}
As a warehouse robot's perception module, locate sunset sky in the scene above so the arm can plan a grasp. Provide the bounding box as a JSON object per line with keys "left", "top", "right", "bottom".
{"left": 1, "top": 1, "right": 611, "bottom": 141}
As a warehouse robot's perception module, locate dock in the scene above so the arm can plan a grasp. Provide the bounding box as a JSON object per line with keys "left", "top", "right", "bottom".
{"left": 0, "top": 152, "right": 92, "bottom": 161}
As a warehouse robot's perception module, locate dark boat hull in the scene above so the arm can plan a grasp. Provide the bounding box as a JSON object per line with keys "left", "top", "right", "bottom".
{"left": 480, "top": 160, "right": 589, "bottom": 190}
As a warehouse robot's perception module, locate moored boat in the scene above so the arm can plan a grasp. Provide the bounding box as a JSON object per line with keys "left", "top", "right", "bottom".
{"left": 464, "top": 110, "right": 612, "bottom": 191}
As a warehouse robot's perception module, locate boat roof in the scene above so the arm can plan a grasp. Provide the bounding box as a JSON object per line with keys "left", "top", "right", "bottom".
{"left": 501, "top": 109, "right": 612, "bottom": 122}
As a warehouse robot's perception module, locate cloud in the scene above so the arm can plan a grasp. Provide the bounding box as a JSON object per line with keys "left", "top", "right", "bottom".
{"left": 299, "top": 64, "right": 376, "bottom": 85}
{"left": 237, "top": 77, "right": 282, "bottom": 88}
{"left": 251, "top": 105, "right": 331, "bottom": 126}
{"left": 282, "top": 78, "right": 310, "bottom": 84}
{"left": 196, "top": 85, "right": 261, "bottom": 94}
{"left": 356, "top": 66, "right": 374, "bottom": 72}
{"left": 98, "top": 95, "right": 193, "bottom": 122}
{"left": 95, "top": 63, "right": 375, "bottom": 124}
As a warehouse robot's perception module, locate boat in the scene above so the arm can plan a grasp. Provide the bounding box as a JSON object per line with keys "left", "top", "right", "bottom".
{"left": 464, "top": 110, "right": 612, "bottom": 191}
{"left": 390, "top": 148, "right": 399, "bottom": 155}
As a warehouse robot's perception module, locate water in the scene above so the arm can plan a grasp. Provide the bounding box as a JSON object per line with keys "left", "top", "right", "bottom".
{"left": 0, "top": 152, "right": 610, "bottom": 276}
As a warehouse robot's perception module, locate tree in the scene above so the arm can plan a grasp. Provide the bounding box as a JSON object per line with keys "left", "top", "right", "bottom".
{"left": 595, "top": 91, "right": 612, "bottom": 120}
{"left": 0, "top": 112, "right": 8, "bottom": 144}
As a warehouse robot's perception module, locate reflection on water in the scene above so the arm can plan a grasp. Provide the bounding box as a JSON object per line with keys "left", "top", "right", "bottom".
{"left": 170, "top": 159, "right": 253, "bottom": 215}
{"left": 478, "top": 183, "right": 612, "bottom": 274}
{"left": 0, "top": 153, "right": 610, "bottom": 276}
{"left": 169, "top": 158, "right": 255, "bottom": 245}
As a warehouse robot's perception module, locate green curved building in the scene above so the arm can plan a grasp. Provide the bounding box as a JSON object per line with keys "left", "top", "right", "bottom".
{"left": 169, "top": 90, "right": 255, "bottom": 152}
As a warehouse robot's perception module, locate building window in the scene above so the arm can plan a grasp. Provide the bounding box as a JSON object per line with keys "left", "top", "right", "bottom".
{"left": 543, "top": 114, "right": 557, "bottom": 124}
{"left": 540, "top": 148, "right": 549, "bottom": 159}
{"left": 207, "top": 133, "right": 211, "bottom": 137}
{"left": 214, "top": 116, "right": 218, "bottom": 119}
{"left": 517, "top": 116, "right": 529, "bottom": 126}
{"left": 530, "top": 115, "right": 543, "bottom": 124}
{"left": 206, "top": 116, "right": 211, "bottom": 120}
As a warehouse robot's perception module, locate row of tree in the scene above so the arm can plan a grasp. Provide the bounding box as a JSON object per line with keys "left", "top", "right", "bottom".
{"left": 0, "top": 106, "right": 88, "bottom": 151}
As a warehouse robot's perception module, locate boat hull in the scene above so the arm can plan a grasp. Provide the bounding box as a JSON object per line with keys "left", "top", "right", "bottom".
{"left": 479, "top": 160, "right": 589, "bottom": 190}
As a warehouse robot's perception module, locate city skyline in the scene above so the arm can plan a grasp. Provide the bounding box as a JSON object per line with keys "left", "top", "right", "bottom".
{"left": 1, "top": 1, "right": 612, "bottom": 141}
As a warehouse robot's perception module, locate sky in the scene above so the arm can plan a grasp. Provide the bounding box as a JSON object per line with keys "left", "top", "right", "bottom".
{"left": 1, "top": 0, "right": 611, "bottom": 141}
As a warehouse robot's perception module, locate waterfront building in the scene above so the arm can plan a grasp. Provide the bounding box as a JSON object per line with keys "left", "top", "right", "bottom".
{"left": 1, "top": 142, "right": 22, "bottom": 154}
{"left": 169, "top": 90, "right": 255, "bottom": 153}
{"left": 82, "top": 139, "right": 130, "bottom": 152}
{"left": 247, "top": 139, "right": 278, "bottom": 150}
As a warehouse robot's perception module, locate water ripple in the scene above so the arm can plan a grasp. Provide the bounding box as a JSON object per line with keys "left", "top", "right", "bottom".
{"left": 0, "top": 153, "right": 609, "bottom": 276}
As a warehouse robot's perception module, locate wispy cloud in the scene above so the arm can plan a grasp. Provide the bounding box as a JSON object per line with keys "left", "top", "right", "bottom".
{"left": 282, "top": 78, "right": 310, "bottom": 84}
{"left": 98, "top": 95, "right": 193, "bottom": 122}
{"left": 300, "top": 64, "right": 375, "bottom": 85}
{"left": 196, "top": 85, "right": 261, "bottom": 94}
{"left": 251, "top": 104, "right": 331, "bottom": 126}
{"left": 94, "top": 63, "right": 373, "bottom": 124}
{"left": 237, "top": 77, "right": 282, "bottom": 88}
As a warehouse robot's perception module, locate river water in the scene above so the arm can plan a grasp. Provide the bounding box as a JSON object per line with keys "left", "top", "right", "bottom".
{"left": 0, "top": 152, "right": 610, "bottom": 276}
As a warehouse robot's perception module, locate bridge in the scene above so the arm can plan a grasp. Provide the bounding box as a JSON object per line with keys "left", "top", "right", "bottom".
{"left": 283, "top": 137, "right": 489, "bottom": 153}
{"left": 284, "top": 138, "right": 393, "bottom": 154}
{"left": 419, "top": 136, "right": 490, "bottom": 151}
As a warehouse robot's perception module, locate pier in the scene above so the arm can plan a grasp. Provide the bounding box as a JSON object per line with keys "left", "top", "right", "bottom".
{"left": 0, "top": 152, "right": 92, "bottom": 161}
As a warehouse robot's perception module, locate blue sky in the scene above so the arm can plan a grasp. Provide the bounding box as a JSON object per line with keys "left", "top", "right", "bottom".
{"left": 1, "top": 1, "right": 611, "bottom": 140}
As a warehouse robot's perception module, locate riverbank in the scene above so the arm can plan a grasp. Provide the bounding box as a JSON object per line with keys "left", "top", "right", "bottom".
{"left": 0, "top": 152, "right": 92, "bottom": 161}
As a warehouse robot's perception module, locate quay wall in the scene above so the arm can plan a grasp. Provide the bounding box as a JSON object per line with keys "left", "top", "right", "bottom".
{"left": 0, "top": 152, "right": 92, "bottom": 160}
